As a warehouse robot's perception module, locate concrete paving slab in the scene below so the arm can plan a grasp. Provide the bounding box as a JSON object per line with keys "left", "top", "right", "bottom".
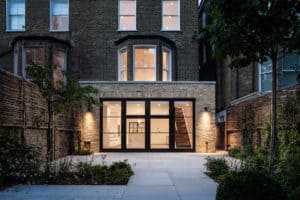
{"left": 0, "top": 153, "right": 225, "bottom": 199}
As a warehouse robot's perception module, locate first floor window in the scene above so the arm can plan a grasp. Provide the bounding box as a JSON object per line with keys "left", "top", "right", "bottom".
{"left": 6, "top": 0, "right": 25, "bottom": 31}
{"left": 134, "top": 46, "right": 156, "bottom": 81}
{"left": 118, "top": 0, "right": 136, "bottom": 30}
{"left": 162, "top": 0, "right": 180, "bottom": 31}
{"left": 118, "top": 48, "right": 128, "bottom": 81}
{"left": 163, "top": 47, "right": 172, "bottom": 81}
{"left": 259, "top": 53, "right": 300, "bottom": 92}
{"left": 50, "top": 0, "right": 69, "bottom": 31}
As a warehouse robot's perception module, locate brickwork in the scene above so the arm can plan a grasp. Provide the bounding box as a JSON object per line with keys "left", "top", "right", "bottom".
{"left": 0, "top": 0, "right": 200, "bottom": 81}
{"left": 225, "top": 84, "right": 300, "bottom": 148}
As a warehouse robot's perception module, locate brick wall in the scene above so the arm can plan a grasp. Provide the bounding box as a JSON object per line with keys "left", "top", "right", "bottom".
{"left": 0, "top": 69, "right": 76, "bottom": 159}
{"left": 225, "top": 84, "right": 300, "bottom": 148}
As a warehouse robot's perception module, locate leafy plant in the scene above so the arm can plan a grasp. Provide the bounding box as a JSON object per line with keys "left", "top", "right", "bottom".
{"left": 205, "top": 157, "right": 229, "bottom": 179}
{"left": 0, "top": 128, "right": 41, "bottom": 188}
{"left": 73, "top": 149, "right": 93, "bottom": 156}
{"left": 228, "top": 146, "right": 242, "bottom": 158}
{"left": 216, "top": 171, "right": 287, "bottom": 200}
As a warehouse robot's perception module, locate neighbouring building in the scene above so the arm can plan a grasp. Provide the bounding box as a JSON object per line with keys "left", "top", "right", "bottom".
{"left": 0, "top": 0, "right": 217, "bottom": 153}
{"left": 198, "top": 0, "right": 300, "bottom": 150}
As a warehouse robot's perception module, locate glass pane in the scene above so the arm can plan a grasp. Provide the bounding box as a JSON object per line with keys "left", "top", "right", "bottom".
{"left": 163, "top": 0, "right": 179, "bottom": 15}
{"left": 135, "top": 48, "right": 155, "bottom": 67}
{"left": 174, "top": 101, "right": 193, "bottom": 149}
{"left": 144, "top": 69, "right": 155, "bottom": 81}
{"left": 126, "top": 101, "right": 145, "bottom": 115}
{"left": 120, "top": 50, "right": 128, "bottom": 81}
{"left": 52, "top": 15, "right": 69, "bottom": 30}
{"left": 119, "top": 16, "right": 136, "bottom": 30}
{"left": 126, "top": 118, "right": 145, "bottom": 149}
{"left": 163, "top": 50, "right": 170, "bottom": 70}
{"left": 282, "top": 71, "right": 298, "bottom": 88}
{"left": 103, "top": 101, "right": 121, "bottom": 117}
{"left": 163, "top": 16, "right": 179, "bottom": 30}
{"left": 282, "top": 53, "right": 300, "bottom": 70}
{"left": 261, "top": 59, "right": 272, "bottom": 73}
{"left": 151, "top": 101, "right": 169, "bottom": 115}
{"left": 163, "top": 70, "right": 168, "bottom": 82}
{"left": 26, "top": 48, "right": 45, "bottom": 66}
{"left": 52, "top": 0, "right": 69, "bottom": 15}
{"left": 135, "top": 69, "right": 145, "bottom": 81}
{"left": 8, "top": 0, "right": 25, "bottom": 15}
{"left": 151, "top": 119, "right": 169, "bottom": 149}
{"left": 53, "top": 49, "right": 66, "bottom": 86}
{"left": 103, "top": 101, "right": 122, "bottom": 149}
{"left": 119, "top": 0, "right": 136, "bottom": 15}
{"left": 261, "top": 73, "right": 272, "bottom": 92}
{"left": 122, "top": 71, "right": 128, "bottom": 81}
{"left": 8, "top": 15, "right": 25, "bottom": 30}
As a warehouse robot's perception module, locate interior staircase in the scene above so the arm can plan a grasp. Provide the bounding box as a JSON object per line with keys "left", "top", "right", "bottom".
{"left": 175, "top": 108, "right": 192, "bottom": 148}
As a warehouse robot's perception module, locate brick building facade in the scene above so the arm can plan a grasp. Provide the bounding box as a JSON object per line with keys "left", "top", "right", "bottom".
{"left": 198, "top": 0, "right": 300, "bottom": 150}
{"left": 0, "top": 0, "right": 217, "bottom": 153}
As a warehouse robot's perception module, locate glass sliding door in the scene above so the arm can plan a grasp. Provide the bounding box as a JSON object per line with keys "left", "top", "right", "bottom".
{"left": 174, "top": 101, "right": 193, "bottom": 149}
{"left": 126, "top": 101, "right": 146, "bottom": 149}
{"left": 102, "top": 101, "right": 122, "bottom": 149}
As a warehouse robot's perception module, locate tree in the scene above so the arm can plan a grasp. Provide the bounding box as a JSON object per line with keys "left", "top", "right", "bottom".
{"left": 26, "top": 64, "right": 99, "bottom": 164}
{"left": 201, "top": 0, "right": 300, "bottom": 174}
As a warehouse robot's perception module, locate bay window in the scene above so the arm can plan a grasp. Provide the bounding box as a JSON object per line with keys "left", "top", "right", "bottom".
{"left": 162, "top": 0, "right": 180, "bottom": 31}
{"left": 6, "top": 0, "right": 25, "bottom": 31}
{"left": 23, "top": 48, "right": 45, "bottom": 78}
{"left": 50, "top": 0, "right": 69, "bottom": 31}
{"left": 118, "top": 0, "right": 136, "bottom": 31}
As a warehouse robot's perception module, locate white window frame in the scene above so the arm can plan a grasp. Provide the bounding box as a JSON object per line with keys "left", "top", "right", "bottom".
{"left": 258, "top": 62, "right": 272, "bottom": 93}
{"left": 50, "top": 0, "right": 69, "bottom": 32}
{"left": 162, "top": 0, "right": 180, "bottom": 31}
{"left": 118, "top": 47, "right": 128, "bottom": 81}
{"left": 118, "top": 0, "right": 137, "bottom": 31}
{"left": 162, "top": 47, "right": 172, "bottom": 81}
{"left": 133, "top": 45, "right": 157, "bottom": 81}
{"left": 6, "top": 0, "right": 26, "bottom": 32}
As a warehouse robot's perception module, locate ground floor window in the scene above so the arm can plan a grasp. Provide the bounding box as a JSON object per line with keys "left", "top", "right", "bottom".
{"left": 100, "top": 99, "right": 195, "bottom": 151}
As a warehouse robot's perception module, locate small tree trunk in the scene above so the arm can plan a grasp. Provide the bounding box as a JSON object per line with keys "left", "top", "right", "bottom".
{"left": 46, "top": 100, "right": 53, "bottom": 176}
{"left": 269, "top": 56, "right": 278, "bottom": 175}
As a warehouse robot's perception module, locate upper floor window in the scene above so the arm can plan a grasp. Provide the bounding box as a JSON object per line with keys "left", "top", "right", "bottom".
{"left": 162, "top": 0, "right": 180, "bottom": 31}
{"left": 134, "top": 46, "right": 156, "bottom": 81}
{"left": 6, "top": 0, "right": 25, "bottom": 31}
{"left": 163, "top": 47, "right": 172, "bottom": 81}
{"left": 259, "top": 53, "right": 300, "bottom": 92}
{"left": 50, "top": 0, "right": 69, "bottom": 31}
{"left": 118, "top": 48, "right": 128, "bottom": 81}
{"left": 118, "top": 0, "right": 136, "bottom": 31}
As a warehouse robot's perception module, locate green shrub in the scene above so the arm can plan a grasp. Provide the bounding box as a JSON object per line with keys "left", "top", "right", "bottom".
{"left": 0, "top": 128, "right": 41, "bottom": 187}
{"left": 290, "top": 186, "right": 300, "bottom": 200}
{"left": 205, "top": 157, "right": 229, "bottom": 179}
{"left": 73, "top": 149, "right": 93, "bottom": 155}
{"left": 216, "top": 171, "right": 287, "bottom": 200}
{"left": 228, "top": 146, "right": 242, "bottom": 158}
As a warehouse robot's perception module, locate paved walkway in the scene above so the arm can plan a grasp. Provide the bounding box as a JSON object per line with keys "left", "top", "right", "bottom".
{"left": 0, "top": 152, "right": 226, "bottom": 200}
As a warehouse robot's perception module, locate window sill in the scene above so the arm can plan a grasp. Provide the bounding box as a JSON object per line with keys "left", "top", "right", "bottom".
{"left": 117, "top": 29, "right": 138, "bottom": 32}
{"left": 49, "top": 30, "right": 70, "bottom": 32}
{"left": 160, "top": 29, "right": 181, "bottom": 32}
{"left": 6, "top": 30, "right": 25, "bottom": 32}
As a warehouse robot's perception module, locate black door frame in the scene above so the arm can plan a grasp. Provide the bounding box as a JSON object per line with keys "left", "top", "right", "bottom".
{"left": 99, "top": 98, "right": 196, "bottom": 152}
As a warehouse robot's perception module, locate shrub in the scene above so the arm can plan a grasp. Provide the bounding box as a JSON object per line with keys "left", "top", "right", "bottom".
{"left": 0, "top": 128, "right": 41, "bottom": 188}
{"left": 205, "top": 157, "right": 229, "bottom": 179}
{"left": 228, "top": 146, "right": 242, "bottom": 158}
{"left": 216, "top": 171, "right": 287, "bottom": 200}
{"left": 290, "top": 186, "right": 300, "bottom": 200}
